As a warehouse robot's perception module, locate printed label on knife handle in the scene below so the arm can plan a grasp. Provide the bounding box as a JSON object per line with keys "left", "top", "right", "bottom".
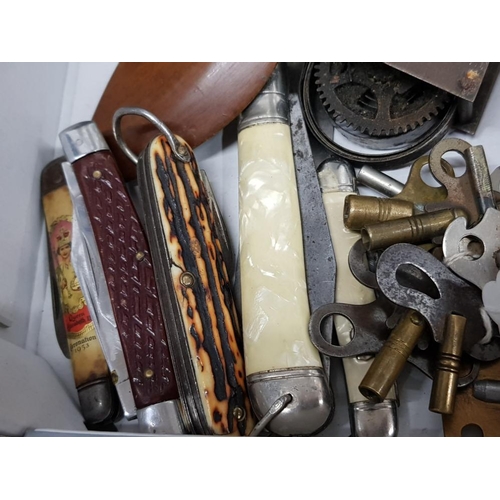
{"left": 72, "top": 151, "right": 179, "bottom": 409}
{"left": 148, "top": 136, "right": 253, "bottom": 435}
{"left": 42, "top": 184, "right": 109, "bottom": 388}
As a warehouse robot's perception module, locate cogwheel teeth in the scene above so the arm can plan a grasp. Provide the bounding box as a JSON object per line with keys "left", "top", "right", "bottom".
{"left": 313, "top": 62, "right": 450, "bottom": 139}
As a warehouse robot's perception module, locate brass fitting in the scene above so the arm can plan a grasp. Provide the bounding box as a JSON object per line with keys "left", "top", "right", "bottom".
{"left": 359, "top": 310, "right": 426, "bottom": 403}
{"left": 429, "top": 313, "right": 466, "bottom": 415}
{"left": 343, "top": 195, "right": 415, "bottom": 230}
{"left": 360, "top": 208, "right": 468, "bottom": 251}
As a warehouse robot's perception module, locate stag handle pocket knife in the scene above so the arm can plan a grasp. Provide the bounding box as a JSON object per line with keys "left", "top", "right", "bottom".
{"left": 113, "top": 108, "right": 254, "bottom": 436}
{"left": 59, "top": 122, "right": 184, "bottom": 434}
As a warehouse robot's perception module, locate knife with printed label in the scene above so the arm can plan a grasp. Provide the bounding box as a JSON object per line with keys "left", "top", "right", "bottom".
{"left": 41, "top": 158, "right": 120, "bottom": 429}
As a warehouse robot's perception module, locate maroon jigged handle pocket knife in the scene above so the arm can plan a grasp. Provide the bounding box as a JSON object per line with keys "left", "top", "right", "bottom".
{"left": 59, "top": 122, "right": 183, "bottom": 433}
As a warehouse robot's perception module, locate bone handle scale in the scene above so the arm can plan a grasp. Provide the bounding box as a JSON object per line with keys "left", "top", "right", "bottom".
{"left": 320, "top": 187, "right": 397, "bottom": 403}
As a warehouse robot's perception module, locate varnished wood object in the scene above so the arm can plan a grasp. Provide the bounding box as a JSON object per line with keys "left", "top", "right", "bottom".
{"left": 443, "top": 359, "right": 500, "bottom": 436}
{"left": 93, "top": 62, "right": 277, "bottom": 180}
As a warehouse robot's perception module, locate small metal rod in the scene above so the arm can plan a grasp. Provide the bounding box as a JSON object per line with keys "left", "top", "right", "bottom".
{"left": 249, "top": 394, "right": 293, "bottom": 436}
{"left": 356, "top": 166, "right": 404, "bottom": 198}
{"left": 473, "top": 379, "right": 500, "bottom": 404}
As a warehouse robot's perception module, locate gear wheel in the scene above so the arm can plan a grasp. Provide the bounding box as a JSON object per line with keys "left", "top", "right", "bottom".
{"left": 314, "top": 62, "right": 451, "bottom": 138}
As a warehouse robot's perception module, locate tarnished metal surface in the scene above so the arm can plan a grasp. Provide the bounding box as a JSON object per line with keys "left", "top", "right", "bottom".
{"left": 289, "top": 68, "right": 337, "bottom": 378}
{"left": 238, "top": 64, "right": 289, "bottom": 130}
{"left": 309, "top": 294, "right": 444, "bottom": 383}
{"left": 350, "top": 400, "right": 398, "bottom": 437}
{"left": 249, "top": 393, "right": 292, "bottom": 437}
{"left": 59, "top": 121, "right": 108, "bottom": 163}
{"left": 427, "top": 138, "right": 493, "bottom": 223}
{"left": 290, "top": 95, "right": 337, "bottom": 313}
{"left": 247, "top": 368, "right": 333, "bottom": 436}
{"left": 309, "top": 297, "right": 397, "bottom": 358}
{"left": 137, "top": 400, "right": 186, "bottom": 434}
{"left": 348, "top": 239, "right": 380, "bottom": 290}
{"left": 385, "top": 62, "right": 489, "bottom": 102}
{"left": 465, "top": 145, "right": 496, "bottom": 213}
{"left": 349, "top": 239, "right": 451, "bottom": 307}
{"left": 315, "top": 62, "right": 451, "bottom": 147}
{"left": 301, "top": 62, "right": 456, "bottom": 170}
{"left": 376, "top": 243, "right": 500, "bottom": 361}
{"left": 395, "top": 156, "right": 452, "bottom": 209}
{"left": 443, "top": 208, "right": 500, "bottom": 289}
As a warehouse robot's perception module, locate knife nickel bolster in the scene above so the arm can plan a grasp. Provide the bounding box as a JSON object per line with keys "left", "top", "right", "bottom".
{"left": 59, "top": 121, "right": 109, "bottom": 163}
{"left": 350, "top": 400, "right": 398, "bottom": 437}
{"left": 78, "top": 378, "right": 121, "bottom": 426}
{"left": 137, "top": 400, "right": 187, "bottom": 434}
{"left": 247, "top": 368, "right": 333, "bottom": 436}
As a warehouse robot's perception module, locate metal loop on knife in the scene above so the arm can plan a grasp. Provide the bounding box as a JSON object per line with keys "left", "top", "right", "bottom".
{"left": 112, "top": 107, "right": 191, "bottom": 165}
{"left": 249, "top": 394, "right": 293, "bottom": 437}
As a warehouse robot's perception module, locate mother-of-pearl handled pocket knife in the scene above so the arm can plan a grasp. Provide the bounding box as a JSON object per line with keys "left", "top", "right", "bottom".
{"left": 113, "top": 108, "right": 254, "bottom": 436}
{"left": 237, "top": 64, "right": 334, "bottom": 436}
{"left": 317, "top": 159, "right": 398, "bottom": 437}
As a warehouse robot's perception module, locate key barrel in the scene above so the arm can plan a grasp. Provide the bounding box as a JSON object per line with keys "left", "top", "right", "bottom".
{"left": 429, "top": 314, "right": 466, "bottom": 414}
{"left": 359, "top": 310, "right": 426, "bottom": 402}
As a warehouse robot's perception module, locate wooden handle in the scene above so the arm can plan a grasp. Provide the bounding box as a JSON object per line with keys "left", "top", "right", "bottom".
{"left": 93, "top": 62, "right": 277, "bottom": 181}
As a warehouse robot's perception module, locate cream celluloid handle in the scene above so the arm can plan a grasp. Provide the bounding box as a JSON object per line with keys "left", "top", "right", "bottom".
{"left": 238, "top": 122, "right": 323, "bottom": 376}
{"left": 321, "top": 188, "right": 396, "bottom": 403}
